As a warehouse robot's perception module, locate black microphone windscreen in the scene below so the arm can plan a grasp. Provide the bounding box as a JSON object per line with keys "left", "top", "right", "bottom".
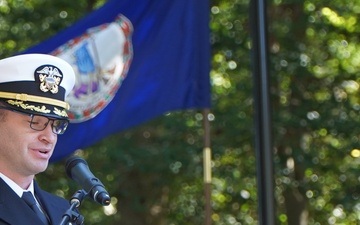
{"left": 65, "top": 156, "right": 87, "bottom": 179}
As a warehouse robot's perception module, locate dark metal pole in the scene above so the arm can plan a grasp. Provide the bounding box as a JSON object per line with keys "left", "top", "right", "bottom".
{"left": 250, "top": 0, "right": 275, "bottom": 224}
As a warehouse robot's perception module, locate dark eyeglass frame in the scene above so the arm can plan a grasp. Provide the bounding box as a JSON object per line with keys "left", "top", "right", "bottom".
{"left": 0, "top": 106, "right": 69, "bottom": 135}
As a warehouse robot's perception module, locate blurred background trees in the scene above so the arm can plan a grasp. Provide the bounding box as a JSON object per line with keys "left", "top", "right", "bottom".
{"left": 2, "top": 0, "right": 360, "bottom": 224}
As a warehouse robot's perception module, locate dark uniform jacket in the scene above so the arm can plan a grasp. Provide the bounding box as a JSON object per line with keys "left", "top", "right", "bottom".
{"left": 0, "top": 178, "right": 70, "bottom": 225}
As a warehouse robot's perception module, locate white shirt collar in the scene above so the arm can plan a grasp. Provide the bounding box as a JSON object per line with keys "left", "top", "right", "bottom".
{"left": 0, "top": 172, "right": 34, "bottom": 197}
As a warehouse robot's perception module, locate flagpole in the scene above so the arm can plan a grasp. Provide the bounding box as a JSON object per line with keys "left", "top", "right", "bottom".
{"left": 250, "top": 0, "right": 275, "bottom": 224}
{"left": 203, "top": 108, "right": 212, "bottom": 225}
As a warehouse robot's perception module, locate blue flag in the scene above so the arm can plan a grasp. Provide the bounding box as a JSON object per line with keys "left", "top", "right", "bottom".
{"left": 23, "top": 0, "right": 211, "bottom": 161}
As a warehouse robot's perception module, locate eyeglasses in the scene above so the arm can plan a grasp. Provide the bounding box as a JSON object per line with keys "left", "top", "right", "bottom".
{"left": 0, "top": 106, "right": 69, "bottom": 135}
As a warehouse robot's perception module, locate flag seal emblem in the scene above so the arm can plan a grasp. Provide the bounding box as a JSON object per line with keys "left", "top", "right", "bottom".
{"left": 52, "top": 14, "right": 133, "bottom": 122}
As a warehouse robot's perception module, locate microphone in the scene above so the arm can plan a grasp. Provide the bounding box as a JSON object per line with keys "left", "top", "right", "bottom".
{"left": 65, "top": 156, "right": 111, "bottom": 206}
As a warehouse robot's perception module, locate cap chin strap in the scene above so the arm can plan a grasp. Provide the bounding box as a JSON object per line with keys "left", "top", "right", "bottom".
{"left": 0, "top": 91, "right": 70, "bottom": 110}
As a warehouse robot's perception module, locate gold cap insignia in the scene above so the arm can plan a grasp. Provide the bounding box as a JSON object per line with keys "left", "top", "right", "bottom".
{"left": 35, "top": 65, "right": 63, "bottom": 94}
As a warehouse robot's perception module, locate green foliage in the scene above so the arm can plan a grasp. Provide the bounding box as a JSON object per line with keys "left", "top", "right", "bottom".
{"left": 270, "top": 0, "right": 360, "bottom": 224}
{"left": 0, "top": 0, "right": 97, "bottom": 55}
{"left": 3, "top": 0, "right": 360, "bottom": 224}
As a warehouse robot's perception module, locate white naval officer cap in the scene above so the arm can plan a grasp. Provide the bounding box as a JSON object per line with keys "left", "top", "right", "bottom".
{"left": 0, "top": 54, "right": 75, "bottom": 119}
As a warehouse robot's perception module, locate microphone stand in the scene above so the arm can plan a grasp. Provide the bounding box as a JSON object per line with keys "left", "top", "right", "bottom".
{"left": 59, "top": 190, "right": 86, "bottom": 225}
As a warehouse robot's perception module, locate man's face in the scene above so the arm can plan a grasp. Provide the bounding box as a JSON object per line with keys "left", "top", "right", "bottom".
{"left": 0, "top": 109, "right": 57, "bottom": 179}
